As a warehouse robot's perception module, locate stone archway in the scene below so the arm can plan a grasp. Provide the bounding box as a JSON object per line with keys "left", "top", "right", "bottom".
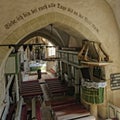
{"left": 0, "top": 1, "right": 120, "bottom": 118}
{"left": 0, "top": 12, "right": 100, "bottom": 67}
{"left": 0, "top": 12, "right": 100, "bottom": 115}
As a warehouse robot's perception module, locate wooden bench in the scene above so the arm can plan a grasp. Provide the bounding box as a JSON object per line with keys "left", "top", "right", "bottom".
{"left": 32, "top": 98, "right": 42, "bottom": 120}
{"left": 47, "top": 95, "right": 91, "bottom": 120}
{"left": 50, "top": 97, "right": 76, "bottom": 107}
{"left": 20, "top": 80, "right": 43, "bottom": 98}
{"left": 74, "top": 116, "right": 95, "bottom": 120}
{"left": 52, "top": 103, "right": 90, "bottom": 120}
{"left": 45, "top": 78, "right": 58, "bottom": 81}
{"left": 36, "top": 100, "right": 42, "bottom": 120}
{"left": 21, "top": 104, "right": 27, "bottom": 120}
{"left": 45, "top": 78, "right": 67, "bottom": 97}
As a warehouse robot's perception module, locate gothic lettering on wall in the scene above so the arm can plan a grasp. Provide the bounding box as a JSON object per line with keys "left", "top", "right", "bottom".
{"left": 4, "top": 3, "right": 99, "bottom": 33}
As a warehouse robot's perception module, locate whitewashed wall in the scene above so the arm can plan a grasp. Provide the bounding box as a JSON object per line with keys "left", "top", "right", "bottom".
{"left": 0, "top": 0, "right": 120, "bottom": 119}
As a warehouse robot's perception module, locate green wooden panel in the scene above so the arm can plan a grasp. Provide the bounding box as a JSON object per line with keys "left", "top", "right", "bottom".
{"left": 5, "top": 53, "right": 20, "bottom": 74}
{"left": 82, "top": 86, "right": 104, "bottom": 104}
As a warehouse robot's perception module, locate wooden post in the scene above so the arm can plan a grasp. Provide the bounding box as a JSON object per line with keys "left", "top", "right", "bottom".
{"left": 32, "top": 97, "right": 36, "bottom": 119}
{"left": 74, "top": 68, "right": 81, "bottom": 102}
{"left": 90, "top": 104, "right": 98, "bottom": 120}
{"left": 15, "top": 97, "right": 23, "bottom": 120}
{"left": 15, "top": 74, "right": 19, "bottom": 102}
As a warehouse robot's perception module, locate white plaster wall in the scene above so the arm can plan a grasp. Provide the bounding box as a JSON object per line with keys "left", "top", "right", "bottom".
{"left": 0, "top": 0, "right": 120, "bottom": 118}
{"left": 106, "top": 0, "right": 120, "bottom": 32}
{"left": 69, "top": 36, "right": 82, "bottom": 47}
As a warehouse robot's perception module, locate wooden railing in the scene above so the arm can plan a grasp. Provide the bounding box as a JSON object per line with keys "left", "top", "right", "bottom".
{"left": 107, "top": 103, "right": 120, "bottom": 120}
{"left": 1, "top": 75, "right": 15, "bottom": 120}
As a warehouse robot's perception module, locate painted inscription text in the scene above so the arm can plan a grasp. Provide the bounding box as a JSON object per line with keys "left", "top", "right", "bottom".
{"left": 4, "top": 3, "right": 99, "bottom": 33}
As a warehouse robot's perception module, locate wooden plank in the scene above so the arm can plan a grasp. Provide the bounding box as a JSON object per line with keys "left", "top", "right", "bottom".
{"left": 81, "top": 61, "right": 111, "bottom": 66}
{"left": 51, "top": 97, "right": 76, "bottom": 107}
{"left": 36, "top": 100, "right": 41, "bottom": 120}
{"left": 21, "top": 105, "right": 27, "bottom": 120}
{"left": 21, "top": 92, "right": 43, "bottom": 97}
{"left": 20, "top": 81, "right": 43, "bottom": 97}
{"left": 53, "top": 103, "right": 90, "bottom": 120}
{"left": 21, "top": 86, "right": 41, "bottom": 89}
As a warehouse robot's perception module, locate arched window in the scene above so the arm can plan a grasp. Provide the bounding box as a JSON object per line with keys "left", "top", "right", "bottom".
{"left": 48, "top": 42, "right": 55, "bottom": 56}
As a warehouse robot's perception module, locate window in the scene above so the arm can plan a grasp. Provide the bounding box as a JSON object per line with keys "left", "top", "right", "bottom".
{"left": 48, "top": 42, "right": 55, "bottom": 56}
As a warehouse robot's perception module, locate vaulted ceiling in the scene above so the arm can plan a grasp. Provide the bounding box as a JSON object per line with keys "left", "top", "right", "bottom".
{"left": 18, "top": 0, "right": 120, "bottom": 49}
{"left": 19, "top": 24, "right": 85, "bottom": 48}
